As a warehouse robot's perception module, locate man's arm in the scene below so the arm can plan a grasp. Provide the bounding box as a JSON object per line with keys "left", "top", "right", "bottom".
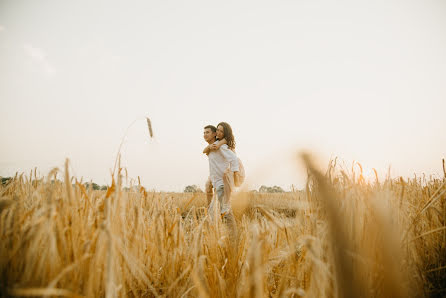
{"left": 220, "top": 145, "right": 239, "bottom": 172}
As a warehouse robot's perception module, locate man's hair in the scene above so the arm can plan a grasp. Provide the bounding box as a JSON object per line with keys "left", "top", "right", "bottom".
{"left": 217, "top": 122, "right": 236, "bottom": 150}
{"left": 204, "top": 125, "right": 217, "bottom": 133}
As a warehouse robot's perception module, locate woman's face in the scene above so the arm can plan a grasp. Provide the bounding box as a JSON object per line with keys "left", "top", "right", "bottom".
{"left": 216, "top": 125, "right": 225, "bottom": 140}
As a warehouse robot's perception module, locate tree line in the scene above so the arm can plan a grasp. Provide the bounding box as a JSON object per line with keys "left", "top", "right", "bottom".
{"left": 183, "top": 184, "right": 285, "bottom": 193}
{"left": 2, "top": 177, "right": 286, "bottom": 193}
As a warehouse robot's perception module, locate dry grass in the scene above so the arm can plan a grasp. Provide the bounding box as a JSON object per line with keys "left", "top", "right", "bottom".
{"left": 0, "top": 157, "right": 445, "bottom": 297}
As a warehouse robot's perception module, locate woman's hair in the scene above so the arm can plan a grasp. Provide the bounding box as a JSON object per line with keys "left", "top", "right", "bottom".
{"left": 217, "top": 122, "right": 236, "bottom": 150}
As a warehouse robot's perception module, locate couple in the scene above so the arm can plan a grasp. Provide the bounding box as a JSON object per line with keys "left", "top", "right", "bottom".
{"left": 202, "top": 122, "right": 244, "bottom": 221}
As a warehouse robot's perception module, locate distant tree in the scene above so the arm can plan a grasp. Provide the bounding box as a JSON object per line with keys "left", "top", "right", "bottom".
{"left": 100, "top": 185, "right": 108, "bottom": 191}
{"left": 259, "top": 185, "right": 268, "bottom": 193}
{"left": 85, "top": 182, "right": 100, "bottom": 191}
{"left": 1, "top": 177, "right": 12, "bottom": 185}
{"left": 272, "top": 186, "right": 285, "bottom": 193}
{"left": 259, "top": 185, "right": 285, "bottom": 193}
{"left": 184, "top": 185, "right": 203, "bottom": 193}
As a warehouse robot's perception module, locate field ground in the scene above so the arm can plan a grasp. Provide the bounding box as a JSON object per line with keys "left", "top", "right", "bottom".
{"left": 1, "top": 158, "right": 445, "bottom": 297}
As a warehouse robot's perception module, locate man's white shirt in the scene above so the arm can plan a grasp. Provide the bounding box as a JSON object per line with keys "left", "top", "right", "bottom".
{"left": 208, "top": 142, "right": 239, "bottom": 189}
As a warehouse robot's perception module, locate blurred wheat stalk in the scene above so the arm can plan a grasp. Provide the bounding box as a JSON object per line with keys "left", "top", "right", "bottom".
{"left": 0, "top": 155, "right": 445, "bottom": 297}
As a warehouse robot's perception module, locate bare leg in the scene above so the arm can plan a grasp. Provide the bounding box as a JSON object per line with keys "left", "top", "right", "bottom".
{"left": 223, "top": 168, "right": 234, "bottom": 208}
{"left": 205, "top": 178, "right": 213, "bottom": 206}
{"left": 235, "top": 158, "right": 245, "bottom": 187}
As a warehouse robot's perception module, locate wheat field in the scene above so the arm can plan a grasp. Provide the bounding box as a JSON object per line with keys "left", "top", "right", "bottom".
{"left": 0, "top": 156, "right": 445, "bottom": 297}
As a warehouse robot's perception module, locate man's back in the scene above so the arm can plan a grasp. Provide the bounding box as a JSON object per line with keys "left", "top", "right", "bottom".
{"left": 208, "top": 143, "right": 239, "bottom": 189}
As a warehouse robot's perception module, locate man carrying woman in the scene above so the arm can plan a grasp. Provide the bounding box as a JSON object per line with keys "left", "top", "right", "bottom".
{"left": 202, "top": 122, "right": 244, "bottom": 221}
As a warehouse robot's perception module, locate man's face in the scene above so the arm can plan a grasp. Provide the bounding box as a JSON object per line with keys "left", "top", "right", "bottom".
{"left": 203, "top": 128, "right": 216, "bottom": 143}
{"left": 216, "top": 125, "right": 225, "bottom": 140}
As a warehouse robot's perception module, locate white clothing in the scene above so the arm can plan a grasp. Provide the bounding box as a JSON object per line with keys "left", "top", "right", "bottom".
{"left": 208, "top": 142, "right": 239, "bottom": 190}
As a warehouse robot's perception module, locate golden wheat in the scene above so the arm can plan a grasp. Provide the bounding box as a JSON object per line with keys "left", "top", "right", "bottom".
{"left": 0, "top": 158, "right": 445, "bottom": 297}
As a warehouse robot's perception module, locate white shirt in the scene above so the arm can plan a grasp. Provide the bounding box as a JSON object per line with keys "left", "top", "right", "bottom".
{"left": 208, "top": 142, "right": 239, "bottom": 189}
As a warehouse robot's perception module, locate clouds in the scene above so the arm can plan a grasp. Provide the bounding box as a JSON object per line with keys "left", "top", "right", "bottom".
{"left": 23, "top": 43, "right": 56, "bottom": 76}
{"left": 0, "top": 23, "right": 54, "bottom": 76}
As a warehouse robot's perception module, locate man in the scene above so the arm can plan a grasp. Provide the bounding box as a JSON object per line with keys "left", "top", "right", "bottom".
{"left": 202, "top": 125, "right": 240, "bottom": 219}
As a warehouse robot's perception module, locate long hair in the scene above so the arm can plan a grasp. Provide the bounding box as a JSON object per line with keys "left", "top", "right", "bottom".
{"left": 217, "top": 122, "right": 236, "bottom": 150}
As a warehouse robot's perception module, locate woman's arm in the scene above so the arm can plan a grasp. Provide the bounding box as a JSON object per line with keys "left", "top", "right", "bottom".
{"left": 203, "top": 138, "right": 227, "bottom": 155}
{"left": 210, "top": 138, "right": 227, "bottom": 150}
{"left": 203, "top": 145, "right": 211, "bottom": 155}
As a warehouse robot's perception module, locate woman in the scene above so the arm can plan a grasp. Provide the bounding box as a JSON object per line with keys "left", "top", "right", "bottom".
{"left": 203, "top": 122, "right": 245, "bottom": 212}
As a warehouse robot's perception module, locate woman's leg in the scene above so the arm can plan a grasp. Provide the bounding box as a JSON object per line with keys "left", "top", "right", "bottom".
{"left": 223, "top": 168, "right": 234, "bottom": 207}
{"left": 234, "top": 158, "right": 245, "bottom": 187}
{"left": 205, "top": 178, "right": 213, "bottom": 205}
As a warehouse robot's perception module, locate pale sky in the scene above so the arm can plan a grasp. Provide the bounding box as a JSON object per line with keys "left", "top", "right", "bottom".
{"left": 1, "top": 0, "right": 445, "bottom": 191}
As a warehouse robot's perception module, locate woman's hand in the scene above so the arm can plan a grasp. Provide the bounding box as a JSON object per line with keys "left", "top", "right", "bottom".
{"left": 210, "top": 144, "right": 218, "bottom": 150}
{"left": 203, "top": 145, "right": 211, "bottom": 154}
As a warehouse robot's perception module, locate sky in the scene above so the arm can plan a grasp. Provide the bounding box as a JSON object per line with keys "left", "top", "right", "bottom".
{"left": 1, "top": 0, "right": 445, "bottom": 191}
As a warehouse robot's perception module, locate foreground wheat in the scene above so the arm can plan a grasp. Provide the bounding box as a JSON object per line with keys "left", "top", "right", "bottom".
{"left": 0, "top": 158, "right": 445, "bottom": 297}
